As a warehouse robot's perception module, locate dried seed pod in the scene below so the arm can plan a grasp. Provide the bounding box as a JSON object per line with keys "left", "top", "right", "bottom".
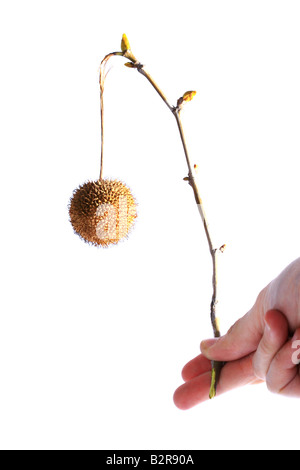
{"left": 69, "top": 179, "right": 137, "bottom": 247}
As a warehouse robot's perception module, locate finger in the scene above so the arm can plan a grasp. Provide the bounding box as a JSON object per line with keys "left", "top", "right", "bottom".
{"left": 252, "top": 310, "right": 289, "bottom": 380}
{"left": 173, "top": 370, "right": 213, "bottom": 409}
{"left": 181, "top": 354, "right": 212, "bottom": 382}
{"left": 200, "top": 306, "right": 264, "bottom": 362}
{"left": 266, "top": 328, "right": 300, "bottom": 396}
{"left": 174, "top": 353, "right": 256, "bottom": 410}
{"left": 250, "top": 379, "right": 264, "bottom": 385}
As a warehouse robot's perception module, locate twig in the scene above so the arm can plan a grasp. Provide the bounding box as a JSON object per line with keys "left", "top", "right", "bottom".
{"left": 173, "top": 106, "right": 223, "bottom": 399}
{"left": 100, "top": 36, "right": 224, "bottom": 398}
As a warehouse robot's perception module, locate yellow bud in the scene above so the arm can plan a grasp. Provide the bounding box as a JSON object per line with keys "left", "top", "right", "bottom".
{"left": 183, "top": 91, "right": 197, "bottom": 102}
{"left": 124, "top": 62, "right": 135, "bottom": 68}
{"left": 121, "top": 34, "right": 131, "bottom": 52}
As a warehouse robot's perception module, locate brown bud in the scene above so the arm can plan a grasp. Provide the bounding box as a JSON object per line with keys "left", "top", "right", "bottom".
{"left": 124, "top": 62, "right": 135, "bottom": 68}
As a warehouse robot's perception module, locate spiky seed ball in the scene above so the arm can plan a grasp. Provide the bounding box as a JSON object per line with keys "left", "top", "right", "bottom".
{"left": 69, "top": 179, "right": 137, "bottom": 247}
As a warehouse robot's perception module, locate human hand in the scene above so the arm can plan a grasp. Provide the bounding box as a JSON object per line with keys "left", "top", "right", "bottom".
{"left": 173, "top": 258, "right": 300, "bottom": 410}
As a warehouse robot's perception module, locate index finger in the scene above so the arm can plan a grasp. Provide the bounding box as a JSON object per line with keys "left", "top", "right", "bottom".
{"left": 173, "top": 353, "right": 258, "bottom": 410}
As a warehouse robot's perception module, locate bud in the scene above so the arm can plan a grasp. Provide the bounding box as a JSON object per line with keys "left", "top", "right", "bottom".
{"left": 124, "top": 62, "right": 135, "bottom": 68}
{"left": 183, "top": 91, "right": 197, "bottom": 102}
{"left": 121, "top": 34, "right": 131, "bottom": 52}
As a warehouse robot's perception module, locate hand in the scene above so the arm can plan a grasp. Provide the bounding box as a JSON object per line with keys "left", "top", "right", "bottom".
{"left": 173, "top": 258, "right": 300, "bottom": 410}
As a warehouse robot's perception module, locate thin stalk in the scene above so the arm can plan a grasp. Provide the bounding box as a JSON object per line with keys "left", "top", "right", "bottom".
{"left": 99, "top": 85, "right": 104, "bottom": 180}
{"left": 173, "top": 108, "right": 223, "bottom": 399}
{"left": 99, "top": 51, "right": 124, "bottom": 180}
{"left": 137, "top": 66, "right": 174, "bottom": 113}
{"left": 135, "top": 64, "right": 223, "bottom": 398}
{"left": 100, "top": 47, "right": 224, "bottom": 398}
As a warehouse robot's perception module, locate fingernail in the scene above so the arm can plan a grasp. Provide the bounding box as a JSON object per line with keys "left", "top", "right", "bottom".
{"left": 264, "top": 311, "right": 275, "bottom": 335}
{"left": 264, "top": 316, "right": 272, "bottom": 332}
{"left": 201, "top": 338, "right": 219, "bottom": 351}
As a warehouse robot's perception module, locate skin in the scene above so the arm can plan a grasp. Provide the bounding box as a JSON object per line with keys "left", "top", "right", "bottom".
{"left": 173, "top": 258, "right": 300, "bottom": 410}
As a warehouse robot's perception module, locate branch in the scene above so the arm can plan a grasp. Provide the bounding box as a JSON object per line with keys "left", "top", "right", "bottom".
{"left": 100, "top": 35, "right": 225, "bottom": 398}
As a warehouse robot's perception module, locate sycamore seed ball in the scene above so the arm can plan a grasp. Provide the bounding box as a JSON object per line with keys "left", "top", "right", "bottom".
{"left": 69, "top": 179, "right": 137, "bottom": 247}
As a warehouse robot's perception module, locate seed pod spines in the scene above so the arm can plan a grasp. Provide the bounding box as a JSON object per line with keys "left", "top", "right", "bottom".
{"left": 69, "top": 179, "right": 137, "bottom": 247}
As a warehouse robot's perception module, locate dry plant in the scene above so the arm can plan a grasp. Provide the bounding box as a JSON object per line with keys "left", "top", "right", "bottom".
{"left": 69, "top": 34, "right": 225, "bottom": 399}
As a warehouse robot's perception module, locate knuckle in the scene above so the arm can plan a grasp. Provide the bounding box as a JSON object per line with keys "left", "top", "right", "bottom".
{"left": 265, "top": 351, "right": 285, "bottom": 393}
{"left": 252, "top": 353, "right": 266, "bottom": 380}
{"left": 226, "top": 320, "right": 239, "bottom": 336}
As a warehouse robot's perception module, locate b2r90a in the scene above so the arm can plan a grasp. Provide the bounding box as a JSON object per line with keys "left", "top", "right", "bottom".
{"left": 150, "top": 455, "right": 194, "bottom": 465}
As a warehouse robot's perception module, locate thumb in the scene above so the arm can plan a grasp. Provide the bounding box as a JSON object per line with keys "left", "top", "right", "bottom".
{"left": 201, "top": 307, "right": 264, "bottom": 362}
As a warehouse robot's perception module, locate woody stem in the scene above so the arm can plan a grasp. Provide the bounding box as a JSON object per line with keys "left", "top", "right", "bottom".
{"left": 100, "top": 48, "right": 223, "bottom": 398}
{"left": 134, "top": 62, "right": 223, "bottom": 398}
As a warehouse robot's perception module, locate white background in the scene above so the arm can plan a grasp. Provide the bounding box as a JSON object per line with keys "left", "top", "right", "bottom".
{"left": 0, "top": 0, "right": 300, "bottom": 450}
